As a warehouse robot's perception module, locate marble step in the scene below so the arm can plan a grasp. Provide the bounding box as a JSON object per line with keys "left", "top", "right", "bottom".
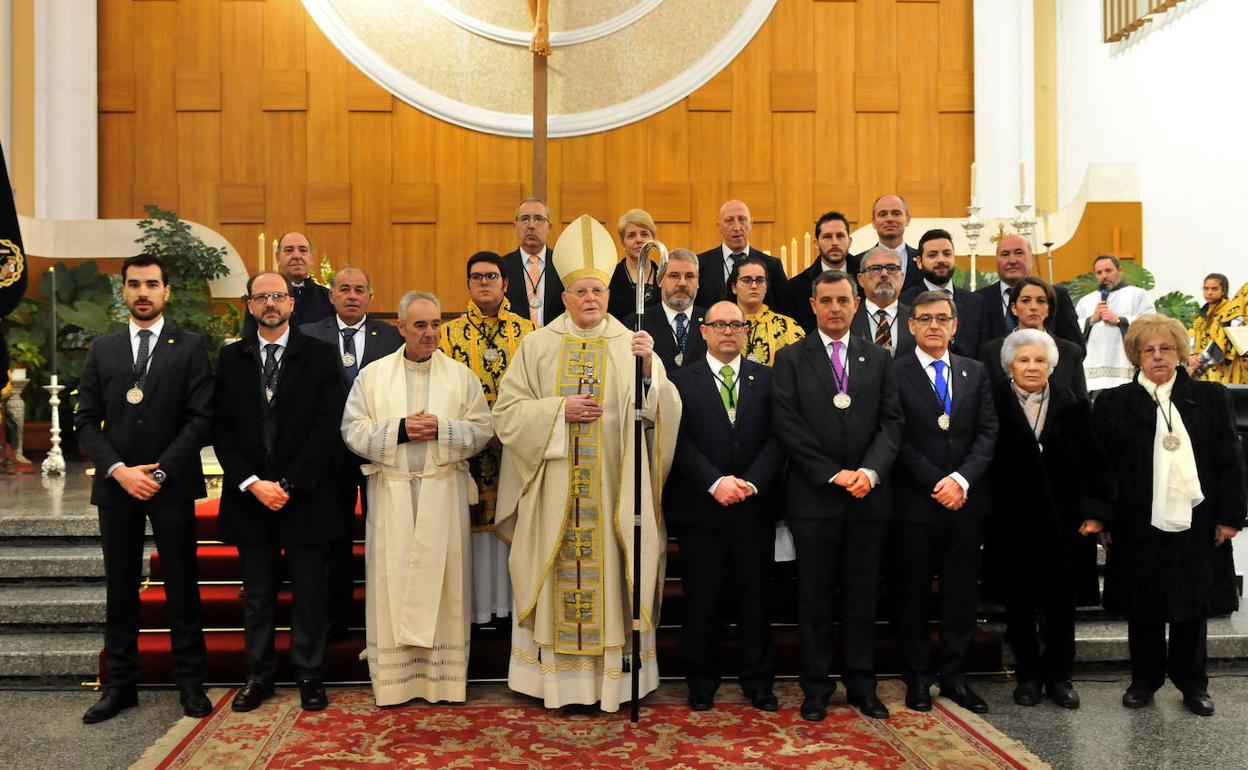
{"left": 0, "top": 545, "right": 150, "bottom": 580}
{"left": 0, "top": 585, "right": 106, "bottom": 625}
{"left": 0, "top": 513, "right": 103, "bottom": 540}
{"left": 1071, "top": 614, "right": 1248, "bottom": 664}
{"left": 0, "top": 632, "right": 102, "bottom": 678}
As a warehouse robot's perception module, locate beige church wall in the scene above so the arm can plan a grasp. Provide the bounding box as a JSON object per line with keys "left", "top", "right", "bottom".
{"left": 97, "top": 0, "right": 974, "bottom": 313}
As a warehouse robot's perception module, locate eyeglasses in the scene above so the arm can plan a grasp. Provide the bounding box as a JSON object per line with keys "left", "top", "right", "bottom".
{"left": 1140, "top": 344, "right": 1178, "bottom": 357}
{"left": 862, "top": 264, "right": 902, "bottom": 275}
{"left": 468, "top": 272, "right": 501, "bottom": 284}
{"left": 912, "top": 314, "right": 955, "bottom": 326}
{"left": 735, "top": 276, "right": 767, "bottom": 287}
{"left": 568, "top": 287, "right": 607, "bottom": 299}
{"left": 249, "top": 292, "right": 291, "bottom": 304}
{"left": 702, "top": 320, "right": 749, "bottom": 333}
{"left": 516, "top": 214, "right": 549, "bottom": 224}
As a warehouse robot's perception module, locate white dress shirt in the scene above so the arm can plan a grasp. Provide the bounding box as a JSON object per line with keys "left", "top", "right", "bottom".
{"left": 720, "top": 243, "right": 751, "bottom": 283}
{"left": 336, "top": 314, "right": 367, "bottom": 363}
{"left": 704, "top": 354, "right": 759, "bottom": 497}
{"left": 520, "top": 246, "right": 549, "bottom": 326}
{"left": 923, "top": 278, "right": 954, "bottom": 295}
{"left": 662, "top": 302, "right": 694, "bottom": 342}
{"left": 240, "top": 327, "right": 291, "bottom": 492}
{"left": 913, "top": 346, "right": 970, "bottom": 494}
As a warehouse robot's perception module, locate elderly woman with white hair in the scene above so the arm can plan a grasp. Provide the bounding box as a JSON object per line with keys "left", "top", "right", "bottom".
{"left": 983, "top": 328, "right": 1110, "bottom": 710}
{"left": 1093, "top": 314, "right": 1246, "bottom": 716}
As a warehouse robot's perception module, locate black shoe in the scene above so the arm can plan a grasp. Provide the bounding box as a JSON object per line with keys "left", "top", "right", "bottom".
{"left": 82, "top": 687, "right": 138, "bottom": 724}
{"left": 178, "top": 682, "right": 213, "bottom": 718}
{"left": 748, "top": 691, "right": 779, "bottom": 711}
{"left": 299, "top": 679, "right": 329, "bottom": 711}
{"left": 847, "top": 692, "right": 890, "bottom": 719}
{"left": 1182, "top": 692, "right": 1215, "bottom": 716}
{"left": 940, "top": 683, "right": 989, "bottom": 714}
{"left": 231, "top": 680, "right": 274, "bottom": 712}
{"left": 1121, "top": 686, "right": 1153, "bottom": 709}
{"left": 688, "top": 692, "right": 714, "bottom": 711}
{"left": 1046, "top": 680, "right": 1080, "bottom": 710}
{"left": 799, "top": 696, "right": 828, "bottom": 722}
{"left": 1012, "top": 680, "right": 1042, "bottom": 707}
{"left": 905, "top": 685, "right": 932, "bottom": 712}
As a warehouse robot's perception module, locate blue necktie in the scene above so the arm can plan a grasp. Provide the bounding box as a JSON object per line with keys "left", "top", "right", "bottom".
{"left": 342, "top": 327, "right": 360, "bottom": 382}
{"left": 674, "top": 312, "right": 688, "bottom": 353}
{"left": 932, "top": 360, "right": 951, "bottom": 414}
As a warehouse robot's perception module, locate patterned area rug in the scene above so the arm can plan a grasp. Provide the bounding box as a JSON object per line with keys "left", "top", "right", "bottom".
{"left": 133, "top": 681, "right": 1049, "bottom": 769}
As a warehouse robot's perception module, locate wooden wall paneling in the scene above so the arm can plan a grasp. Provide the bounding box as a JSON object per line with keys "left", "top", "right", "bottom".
{"left": 217, "top": 182, "right": 265, "bottom": 223}
{"left": 174, "top": 71, "right": 221, "bottom": 112}
{"left": 98, "top": 0, "right": 134, "bottom": 72}
{"left": 855, "top": 113, "right": 899, "bottom": 221}
{"left": 219, "top": 1, "right": 264, "bottom": 183}
{"left": 392, "top": 224, "right": 439, "bottom": 309}
{"left": 857, "top": 0, "right": 899, "bottom": 73}
{"left": 304, "top": 16, "right": 350, "bottom": 182}
{"left": 730, "top": 18, "right": 772, "bottom": 183}
{"left": 132, "top": 1, "right": 178, "bottom": 186}
{"left": 643, "top": 102, "right": 689, "bottom": 183}
{"left": 98, "top": 71, "right": 137, "bottom": 113}
{"left": 390, "top": 182, "right": 438, "bottom": 223}
{"left": 262, "top": 0, "right": 306, "bottom": 71}
{"left": 176, "top": 0, "right": 219, "bottom": 71}
{"left": 260, "top": 70, "right": 308, "bottom": 111}
{"left": 432, "top": 124, "right": 477, "bottom": 308}
{"left": 604, "top": 122, "right": 645, "bottom": 227}
{"left": 131, "top": 183, "right": 179, "bottom": 217}
{"left": 306, "top": 224, "right": 352, "bottom": 283}
{"left": 348, "top": 113, "right": 393, "bottom": 301}
{"left": 346, "top": 67, "right": 393, "bottom": 112}
{"left": 559, "top": 133, "right": 606, "bottom": 223}
{"left": 98, "top": 113, "right": 135, "bottom": 217}
{"left": 475, "top": 181, "right": 524, "bottom": 223}
{"left": 686, "top": 70, "right": 732, "bottom": 112}
{"left": 770, "top": 71, "right": 817, "bottom": 112}
{"left": 812, "top": 1, "right": 858, "bottom": 195}
{"left": 812, "top": 182, "right": 861, "bottom": 225}
{"left": 175, "top": 112, "right": 221, "bottom": 222}
{"left": 264, "top": 112, "right": 309, "bottom": 232}
{"left": 475, "top": 134, "right": 524, "bottom": 256}
{"left": 391, "top": 102, "right": 435, "bottom": 183}
{"left": 936, "top": 70, "right": 974, "bottom": 113}
{"left": 728, "top": 182, "right": 776, "bottom": 223}
{"left": 770, "top": 0, "right": 814, "bottom": 71}
{"left": 688, "top": 111, "right": 732, "bottom": 248}
{"left": 559, "top": 183, "right": 608, "bottom": 226}
{"left": 938, "top": 0, "right": 973, "bottom": 72}
{"left": 221, "top": 223, "right": 263, "bottom": 277}
{"left": 938, "top": 112, "right": 974, "bottom": 215}
{"left": 772, "top": 112, "right": 815, "bottom": 262}
{"left": 897, "top": 0, "right": 940, "bottom": 209}
{"left": 642, "top": 182, "right": 692, "bottom": 224}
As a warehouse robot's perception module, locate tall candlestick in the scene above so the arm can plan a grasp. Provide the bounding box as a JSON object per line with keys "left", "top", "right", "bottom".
{"left": 1018, "top": 160, "right": 1027, "bottom": 203}
{"left": 780, "top": 244, "right": 788, "bottom": 276}
{"left": 258, "top": 232, "right": 265, "bottom": 274}
{"left": 271, "top": 238, "right": 279, "bottom": 271}
{"left": 48, "top": 266, "right": 58, "bottom": 376}
{"left": 803, "top": 231, "right": 812, "bottom": 267}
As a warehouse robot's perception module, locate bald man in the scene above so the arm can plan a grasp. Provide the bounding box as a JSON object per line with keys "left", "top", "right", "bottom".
{"left": 696, "top": 199, "right": 788, "bottom": 310}
{"left": 975, "top": 234, "right": 1082, "bottom": 349}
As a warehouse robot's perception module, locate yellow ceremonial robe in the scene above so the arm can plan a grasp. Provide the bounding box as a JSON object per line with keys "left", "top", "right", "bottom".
{"left": 1190, "top": 298, "right": 1240, "bottom": 383}
{"left": 494, "top": 312, "right": 680, "bottom": 711}
{"left": 742, "top": 304, "right": 804, "bottom": 366}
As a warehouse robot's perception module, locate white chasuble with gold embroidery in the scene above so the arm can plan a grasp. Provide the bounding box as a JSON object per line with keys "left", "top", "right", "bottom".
{"left": 341, "top": 348, "right": 493, "bottom": 705}
{"left": 494, "top": 313, "right": 680, "bottom": 711}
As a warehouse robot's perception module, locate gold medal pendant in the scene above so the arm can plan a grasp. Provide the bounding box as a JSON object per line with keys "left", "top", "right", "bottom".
{"left": 125, "top": 387, "right": 144, "bottom": 405}
{"left": 1162, "top": 433, "right": 1181, "bottom": 452}
{"left": 937, "top": 413, "right": 951, "bottom": 431}
{"left": 673, "top": 353, "right": 683, "bottom": 367}
{"left": 833, "top": 392, "right": 852, "bottom": 410}
{"left": 341, "top": 352, "right": 356, "bottom": 368}
{"left": 264, "top": 387, "right": 275, "bottom": 402}
{"left": 483, "top": 347, "right": 501, "bottom": 363}
{"left": 529, "top": 295, "right": 542, "bottom": 309}
{"left": 726, "top": 407, "right": 737, "bottom": 424}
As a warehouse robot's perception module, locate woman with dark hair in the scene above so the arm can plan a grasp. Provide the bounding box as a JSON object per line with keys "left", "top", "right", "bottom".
{"left": 1094, "top": 314, "right": 1246, "bottom": 716}
{"left": 730, "top": 255, "right": 803, "bottom": 366}
{"left": 983, "top": 328, "right": 1109, "bottom": 709}
{"left": 1188, "top": 272, "right": 1239, "bottom": 383}
{"left": 979, "top": 277, "right": 1087, "bottom": 399}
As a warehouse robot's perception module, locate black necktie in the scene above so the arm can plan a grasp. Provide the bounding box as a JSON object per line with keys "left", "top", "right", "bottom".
{"left": 262, "top": 343, "right": 280, "bottom": 401}
{"left": 726, "top": 252, "right": 745, "bottom": 291}
{"left": 133, "top": 329, "right": 152, "bottom": 384}
{"left": 674, "top": 312, "right": 688, "bottom": 353}
{"left": 341, "top": 327, "right": 360, "bottom": 382}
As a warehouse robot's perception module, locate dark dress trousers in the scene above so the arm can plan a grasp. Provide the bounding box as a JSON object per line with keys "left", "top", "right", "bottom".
{"left": 782, "top": 257, "right": 861, "bottom": 333}
{"left": 771, "top": 334, "right": 903, "bottom": 699}
{"left": 213, "top": 327, "right": 346, "bottom": 683}
{"left": 666, "top": 357, "right": 784, "bottom": 699}
{"left": 1093, "top": 369, "right": 1246, "bottom": 695}
{"left": 900, "top": 285, "right": 990, "bottom": 359}
{"left": 976, "top": 281, "right": 1084, "bottom": 352}
{"left": 851, "top": 244, "right": 924, "bottom": 295}
{"left": 622, "top": 303, "right": 707, "bottom": 374}
{"left": 502, "top": 247, "right": 565, "bottom": 324}
{"left": 850, "top": 302, "right": 915, "bottom": 359}
{"left": 695, "top": 246, "right": 787, "bottom": 310}
{"left": 979, "top": 333, "right": 1088, "bottom": 400}
{"left": 891, "top": 351, "right": 998, "bottom": 689}
{"left": 74, "top": 323, "right": 213, "bottom": 690}
{"left": 982, "top": 381, "right": 1109, "bottom": 684}
{"left": 606, "top": 259, "right": 659, "bottom": 322}
{"left": 299, "top": 315, "right": 403, "bottom": 632}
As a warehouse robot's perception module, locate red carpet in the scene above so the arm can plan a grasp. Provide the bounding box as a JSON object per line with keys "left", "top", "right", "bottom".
{"left": 132, "top": 681, "right": 1049, "bottom": 769}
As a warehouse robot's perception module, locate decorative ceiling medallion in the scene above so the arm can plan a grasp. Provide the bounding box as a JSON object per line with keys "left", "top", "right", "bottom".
{"left": 302, "top": 0, "right": 776, "bottom": 138}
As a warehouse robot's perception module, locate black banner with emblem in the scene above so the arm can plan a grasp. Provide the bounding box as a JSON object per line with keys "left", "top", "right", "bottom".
{"left": 0, "top": 142, "right": 28, "bottom": 389}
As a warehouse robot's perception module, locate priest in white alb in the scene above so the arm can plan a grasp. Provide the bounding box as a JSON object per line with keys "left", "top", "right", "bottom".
{"left": 341, "top": 290, "right": 493, "bottom": 705}
{"left": 1075, "top": 254, "right": 1154, "bottom": 393}
{"left": 494, "top": 215, "right": 682, "bottom": 711}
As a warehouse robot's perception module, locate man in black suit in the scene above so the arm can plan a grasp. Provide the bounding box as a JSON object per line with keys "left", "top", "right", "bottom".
{"left": 784, "top": 210, "right": 860, "bottom": 333}
{"left": 277, "top": 231, "right": 333, "bottom": 327}
{"left": 502, "top": 197, "right": 564, "bottom": 326}
{"left": 851, "top": 247, "right": 915, "bottom": 357}
{"left": 299, "top": 265, "right": 403, "bottom": 639}
{"left": 666, "top": 300, "right": 784, "bottom": 712}
{"left": 75, "top": 255, "right": 212, "bottom": 723}
{"left": 900, "top": 229, "right": 990, "bottom": 358}
{"left": 623, "top": 248, "right": 706, "bottom": 372}
{"left": 695, "top": 199, "right": 787, "bottom": 309}
{"left": 214, "top": 271, "right": 346, "bottom": 713}
{"left": 892, "top": 290, "right": 999, "bottom": 715}
{"left": 851, "top": 193, "right": 924, "bottom": 294}
{"left": 977, "top": 233, "right": 1082, "bottom": 349}
{"left": 772, "top": 270, "right": 904, "bottom": 721}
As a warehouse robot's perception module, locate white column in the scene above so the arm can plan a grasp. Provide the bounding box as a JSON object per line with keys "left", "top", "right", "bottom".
{"left": 33, "top": 0, "right": 97, "bottom": 219}
{"left": 973, "top": 0, "right": 1034, "bottom": 219}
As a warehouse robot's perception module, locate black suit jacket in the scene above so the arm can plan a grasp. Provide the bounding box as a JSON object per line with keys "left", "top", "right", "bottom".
{"left": 900, "top": 285, "right": 990, "bottom": 359}
{"left": 979, "top": 333, "right": 1088, "bottom": 400}
{"left": 298, "top": 314, "right": 403, "bottom": 387}
{"left": 783, "top": 256, "right": 861, "bottom": 333}
{"left": 695, "top": 246, "right": 787, "bottom": 310}
{"left": 771, "top": 334, "right": 904, "bottom": 521}
{"left": 622, "top": 303, "right": 707, "bottom": 374}
{"left": 852, "top": 243, "right": 924, "bottom": 294}
{"left": 665, "top": 357, "right": 784, "bottom": 528}
{"left": 892, "top": 351, "right": 998, "bottom": 522}
{"left": 75, "top": 323, "right": 213, "bottom": 506}
{"left": 976, "top": 281, "right": 1084, "bottom": 351}
{"left": 502, "top": 247, "right": 565, "bottom": 324}
{"left": 212, "top": 327, "right": 347, "bottom": 545}
{"left": 850, "top": 301, "right": 915, "bottom": 358}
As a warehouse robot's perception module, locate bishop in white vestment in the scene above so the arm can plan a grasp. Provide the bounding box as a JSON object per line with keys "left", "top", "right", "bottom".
{"left": 342, "top": 291, "right": 493, "bottom": 705}
{"left": 494, "top": 215, "right": 682, "bottom": 711}
{"left": 1076, "top": 256, "right": 1153, "bottom": 392}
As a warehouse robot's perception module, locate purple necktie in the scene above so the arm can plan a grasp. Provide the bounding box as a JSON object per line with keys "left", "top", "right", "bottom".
{"left": 829, "top": 340, "right": 846, "bottom": 389}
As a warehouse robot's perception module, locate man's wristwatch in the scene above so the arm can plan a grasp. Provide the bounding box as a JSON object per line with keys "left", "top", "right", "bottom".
{"left": 151, "top": 469, "right": 167, "bottom": 485}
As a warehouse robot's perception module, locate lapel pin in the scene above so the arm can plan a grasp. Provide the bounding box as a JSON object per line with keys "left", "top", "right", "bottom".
{"left": 858, "top": 356, "right": 865, "bottom": 362}
{"left": 748, "top": 375, "right": 755, "bottom": 381}
{"left": 370, "top": 329, "right": 377, "bottom": 336}
{"left": 961, "top": 370, "right": 968, "bottom": 378}
{"left": 167, "top": 338, "right": 175, "bottom": 344}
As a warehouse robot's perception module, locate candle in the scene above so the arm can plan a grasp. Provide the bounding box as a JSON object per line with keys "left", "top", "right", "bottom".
{"left": 49, "top": 266, "right": 58, "bottom": 376}
{"left": 804, "top": 231, "right": 812, "bottom": 267}
{"left": 258, "top": 232, "right": 265, "bottom": 274}
{"left": 1018, "top": 160, "right": 1026, "bottom": 203}
{"left": 780, "top": 244, "right": 788, "bottom": 275}
{"left": 970, "top": 161, "right": 977, "bottom": 205}
{"left": 271, "top": 238, "right": 279, "bottom": 271}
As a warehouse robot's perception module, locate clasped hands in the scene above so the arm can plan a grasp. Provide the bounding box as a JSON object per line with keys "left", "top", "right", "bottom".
{"left": 832, "top": 469, "right": 873, "bottom": 499}
{"left": 931, "top": 476, "right": 965, "bottom": 510}
{"left": 405, "top": 410, "right": 439, "bottom": 442}
{"left": 249, "top": 480, "right": 289, "bottom": 511}
{"left": 1089, "top": 301, "right": 1120, "bottom": 325}
{"left": 114, "top": 463, "right": 160, "bottom": 501}
{"left": 713, "top": 476, "right": 755, "bottom": 506}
